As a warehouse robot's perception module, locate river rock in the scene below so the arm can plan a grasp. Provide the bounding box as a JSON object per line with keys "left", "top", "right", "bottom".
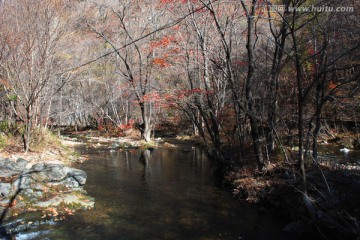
{"left": 0, "top": 183, "right": 11, "bottom": 198}
{"left": 0, "top": 158, "right": 29, "bottom": 172}
{"left": 11, "top": 175, "right": 32, "bottom": 192}
{"left": 15, "top": 158, "right": 29, "bottom": 170}
{"left": 25, "top": 163, "right": 87, "bottom": 187}
{"left": 0, "top": 159, "right": 22, "bottom": 178}
{"left": 0, "top": 157, "right": 93, "bottom": 227}
{"left": 0, "top": 158, "right": 17, "bottom": 170}
{"left": 27, "top": 163, "right": 68, "bottom": 182}
{"left": 0, "top": 169, "right": 19, "bottom": 179}
{"left": 64, "top": 167, "right": 87, "bottom": 186}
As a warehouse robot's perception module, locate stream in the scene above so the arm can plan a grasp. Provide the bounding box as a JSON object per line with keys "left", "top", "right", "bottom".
{"left": 12, "top": 143, "right": 289, "bottom": 240}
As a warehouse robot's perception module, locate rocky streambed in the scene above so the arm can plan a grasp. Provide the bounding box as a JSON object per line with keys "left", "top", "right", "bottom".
{"left": 0, "top": 157, "right": 94, "bottom": 237}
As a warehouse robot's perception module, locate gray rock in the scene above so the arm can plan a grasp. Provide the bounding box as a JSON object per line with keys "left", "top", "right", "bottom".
{"left": 11, "top": 175, "right": 31, "bottom": 192}
{"left": 33, "top": 191, "right": 44, "bottom": 198}
{"left": 30, "top": 162, "right": 46, "bottom": 172}
{"left": 0, "top": 169, "right": 19, "bottom": 178}
{"left": 24, "top": 188, "right": 34, "bottom": 195}
{"left": 0, "top": 158, "right": 27, "bottom": 172}
{"left": 0, "top": 183, "right": 11, "bottom": 198}
{"left": 61, "top": 178, "right": 80, "bottom": 188}
{"left": 25, "top": 164, "right": 87, "bottom": 187}
{"left": 0, "top": 158, "right": 17, "bottom": 170}
{"left": 65, "top": 167, "right": 87, "bottom": 186}
{"left": 23, "top": 189, "right": 43, "bottom": 201}
{"left": 1, "top": 158, "right": 92, "bottom": 218}
{"left": 28, "top": 163, "right": 67, "bottom": 182}
{"left": 15, "top": 158, "right": 29, "bottom": 170}
{"left": 0, "top": 159, "right": 25, "bottom": 180}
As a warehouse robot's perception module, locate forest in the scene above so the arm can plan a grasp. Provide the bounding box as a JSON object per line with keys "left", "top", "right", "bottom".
{"left": 0, "top": 0, "right": 360, "bottom": 239}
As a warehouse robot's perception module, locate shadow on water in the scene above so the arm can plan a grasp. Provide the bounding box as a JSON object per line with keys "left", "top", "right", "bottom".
{"left": 139, "top": 149, "right": 153, "bottom": 185}
{"left": 8, "top": 143, "right": 289, "bottom": 240}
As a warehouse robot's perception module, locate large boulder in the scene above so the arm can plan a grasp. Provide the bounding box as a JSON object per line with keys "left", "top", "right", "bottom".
{"left": 65, "top": 167, "right": 87, "bottom": 186}
{"left": 24, "top": 163, "right": 87, "bottom": 187}
{"left": 1, "top": 159, "right": 92, "bottom": 221}
{"left": 27, "top": 163, "right": 68, "bottom": 182}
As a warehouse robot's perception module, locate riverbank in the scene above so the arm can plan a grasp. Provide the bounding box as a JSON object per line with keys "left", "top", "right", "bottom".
{"left": 221, "top": 145, "right": 360, "bottom": 240}
{"left": 1, "top": 132, "right": 287, "bottom": 239}
{"left": 0, "top": 134, "right": 95, "bottom": 238}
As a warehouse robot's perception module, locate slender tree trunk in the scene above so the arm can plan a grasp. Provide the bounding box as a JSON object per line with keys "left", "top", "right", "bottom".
{"left": 24, "top": 106, "right": 32, "bottom": 153}
{"left": 292, "top": 31, "right": 307, "bottom": 192}
{"left": 291, "top": 20, "right": 316, "bottom": 219}
{"left": 312, "top": 74, "right": 326, "bottom": 160}
{"left": 243, "top": 0, "right": 264, "bottom": 170}
{"left": 140, "top": 102, "right": 151, "bottom": 142}
{"left": 266, "top": 1, "right": 289, "bottom": 153}
{"left": 201, "top": 30, "right": 222, "bottom": 153}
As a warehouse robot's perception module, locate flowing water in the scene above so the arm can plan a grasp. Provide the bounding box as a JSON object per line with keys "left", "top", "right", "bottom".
{"left": 13, "top": 145, "right": 288, "bottom": 240}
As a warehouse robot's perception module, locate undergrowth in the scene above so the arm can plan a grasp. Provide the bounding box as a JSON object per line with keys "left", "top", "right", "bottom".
{"left": 30, "top": 128, "right": 62, "bottom": 152}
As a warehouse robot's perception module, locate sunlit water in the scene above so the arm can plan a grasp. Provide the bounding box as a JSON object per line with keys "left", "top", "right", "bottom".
{"left": 318, "top": 145, "right": 360, "bottom": 163}
{"left": 14, "top": 146, "right": 288, "bottom": 240}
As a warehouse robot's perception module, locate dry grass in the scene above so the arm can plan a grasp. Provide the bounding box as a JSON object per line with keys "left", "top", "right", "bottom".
{"left": 0, "top": 128, "right": 81, "bottom": 165}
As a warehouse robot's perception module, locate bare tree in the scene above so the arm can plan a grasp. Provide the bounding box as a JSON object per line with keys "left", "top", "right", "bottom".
{"left": 0, "top": 0, "right": 72, "bottom": 151}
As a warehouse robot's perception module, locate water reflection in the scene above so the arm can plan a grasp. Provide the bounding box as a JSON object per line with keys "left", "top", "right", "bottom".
{"left": 18, "top": 146, "right": 287, "bottom": 240}
{"left": 139, "top": 149, "right": 153, "bottom": 185}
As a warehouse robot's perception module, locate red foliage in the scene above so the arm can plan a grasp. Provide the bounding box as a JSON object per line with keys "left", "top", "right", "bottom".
{"left": 97, "top": 119, "right": 104, "bottom": 131}
{"left": 150, "top": 35, "right": 176, "bottom": 51}
{"left": 153, "top": 58, "right": 170, "bottom": 67}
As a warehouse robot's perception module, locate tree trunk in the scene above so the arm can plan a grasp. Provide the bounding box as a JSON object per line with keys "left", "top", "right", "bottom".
{"left": 243, "top": 0, "right": 264, "bottom": 170}
{"left": 312, "top": 73, "right": 327, "bottom": 160}
{"left": 266, "top": 2, "right": 289, "bottom": 153}
{"left": 140, "top": 103, "right": 151, "bottom": 142}
{"left": 24, "top": 106, "right": 32, "bottom": 153}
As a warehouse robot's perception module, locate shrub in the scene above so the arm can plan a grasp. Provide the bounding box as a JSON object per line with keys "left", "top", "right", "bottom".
{"left": 30, "top": 128, "right": 62, "bottom": 152}
{"left": 0, "top": 134, "right": 7, "bottom": 150}
{"left": 0, "top": 120, "right": 11, "bottom": 133}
